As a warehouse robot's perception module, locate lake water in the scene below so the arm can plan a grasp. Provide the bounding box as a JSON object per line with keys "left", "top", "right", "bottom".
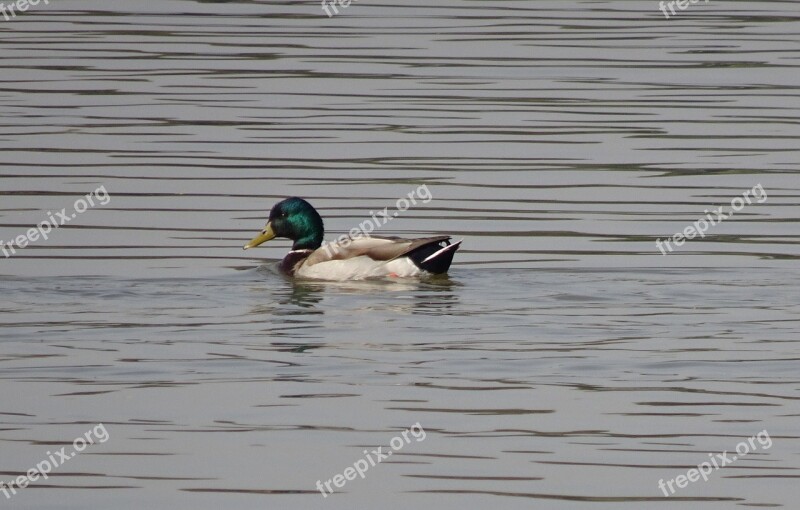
{"left": 0, "top": 1, "right": 799, "bottom": 509}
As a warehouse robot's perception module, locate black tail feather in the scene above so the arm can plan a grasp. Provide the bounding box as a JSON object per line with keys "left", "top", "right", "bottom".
{"left": 407, "top": 239, "right": 462, "bottom": 274}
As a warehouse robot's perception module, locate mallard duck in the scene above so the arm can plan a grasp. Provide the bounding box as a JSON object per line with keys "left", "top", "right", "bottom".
{"left": 243, "top": 197, "right": 462, "bottom": 280}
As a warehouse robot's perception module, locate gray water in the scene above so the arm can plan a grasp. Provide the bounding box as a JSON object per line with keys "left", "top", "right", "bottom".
{"left": 1, "top": 1, "right": 799, "bottom": 509}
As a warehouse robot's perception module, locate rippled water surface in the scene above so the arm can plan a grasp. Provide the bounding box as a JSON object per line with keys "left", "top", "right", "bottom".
{"left": 1, "top": 1, "right": 799, "bottom": 509}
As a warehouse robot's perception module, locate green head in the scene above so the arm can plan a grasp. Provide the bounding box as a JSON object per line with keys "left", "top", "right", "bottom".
{"left": 243, "top": 197, "right": 325, "bottom": 251}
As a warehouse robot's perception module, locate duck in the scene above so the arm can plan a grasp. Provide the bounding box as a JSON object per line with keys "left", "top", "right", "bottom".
{"left": 243, "top": 197, "right": 462, "bottom": 280}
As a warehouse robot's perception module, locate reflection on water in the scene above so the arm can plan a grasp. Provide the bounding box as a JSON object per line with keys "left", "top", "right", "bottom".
{"left": 0, "top": 0, "right": 799, "bottom": 509}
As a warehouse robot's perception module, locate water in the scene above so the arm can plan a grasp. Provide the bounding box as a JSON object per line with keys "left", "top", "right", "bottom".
{"left": 1, "top": 1, "right": 799, "bottom": 508}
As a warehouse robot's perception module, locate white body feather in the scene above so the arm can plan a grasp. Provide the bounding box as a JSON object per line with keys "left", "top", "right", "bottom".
{"left": 296, "top": 255, "right": 421, "bottom": 280}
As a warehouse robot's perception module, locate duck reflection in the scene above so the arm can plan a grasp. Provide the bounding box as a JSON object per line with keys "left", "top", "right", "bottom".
{"left": 252, "top": 262, "right": 461, "bottom": 315}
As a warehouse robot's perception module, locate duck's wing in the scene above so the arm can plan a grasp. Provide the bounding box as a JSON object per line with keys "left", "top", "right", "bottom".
{"left": 304, "top": 235, "right": 452, "bottom": 267}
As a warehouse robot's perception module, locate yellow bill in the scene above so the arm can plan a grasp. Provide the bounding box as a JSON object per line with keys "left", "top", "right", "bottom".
{"left": 243, "top": 222, "right": 277, "bottom": 250}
